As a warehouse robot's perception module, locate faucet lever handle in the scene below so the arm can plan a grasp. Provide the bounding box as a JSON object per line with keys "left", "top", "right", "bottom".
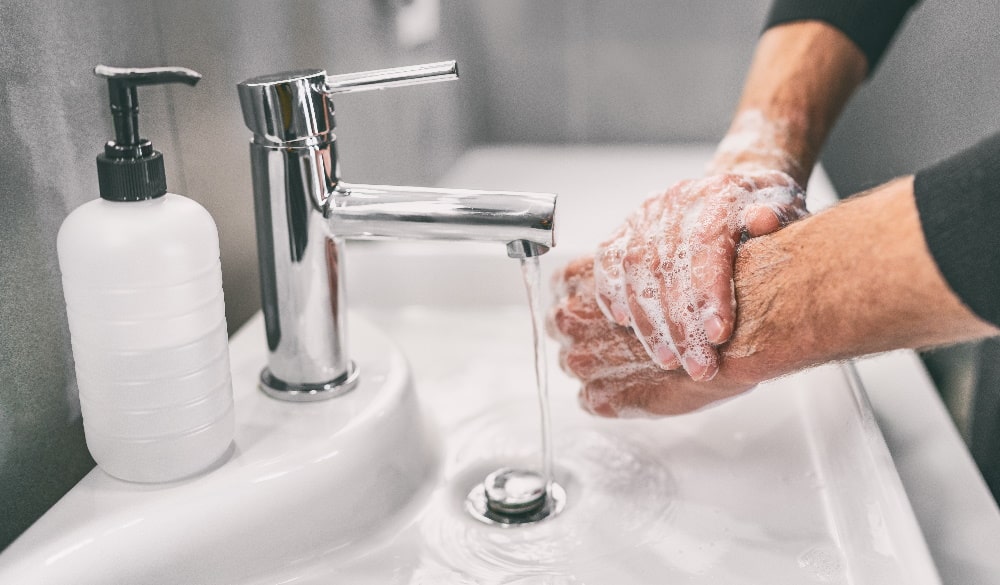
{"left": 323, "top": 60, "right": 458, "bottom": 95}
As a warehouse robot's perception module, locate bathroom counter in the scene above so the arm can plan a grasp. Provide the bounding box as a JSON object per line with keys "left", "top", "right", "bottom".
{"left": 350, "top": 144, "right": 1000, "bottom": 584}
{"left": 7, "top": 145, "right": 993, "bottom": 584}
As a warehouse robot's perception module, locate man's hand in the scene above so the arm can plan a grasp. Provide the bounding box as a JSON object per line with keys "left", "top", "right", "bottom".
{"left": 551, "top": 178, "right": 999, "bottom": 419}
{"left": 550, "top": 256, "right": 758, "bottom": 417}
{"left": 590, "top": 20, "right": 872, "bottom": 382}
{"left": 593, "top": 169, "right": 806, "bottom": 381}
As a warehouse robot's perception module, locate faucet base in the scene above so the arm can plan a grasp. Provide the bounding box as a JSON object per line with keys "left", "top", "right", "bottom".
{"left": 259, "top": 363, "right": 360, "bottom": 402}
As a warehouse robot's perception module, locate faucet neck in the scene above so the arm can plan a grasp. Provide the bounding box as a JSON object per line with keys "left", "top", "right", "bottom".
{"left": 237, "top": 61, "right": 556, "bottom": 403}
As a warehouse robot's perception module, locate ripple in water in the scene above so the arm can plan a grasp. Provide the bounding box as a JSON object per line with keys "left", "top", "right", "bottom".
{"left": 416, "top": 428, "right": 676, "bottom": 583}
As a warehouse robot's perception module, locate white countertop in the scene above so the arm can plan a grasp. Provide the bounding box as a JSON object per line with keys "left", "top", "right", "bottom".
{"left": 351, "top": 145, "right": 1000, "bottom": 584}
{"left": 6, "top": 145, "right": 995, "bottom": 584}
{"left": 855, "top": 353, "right": 1000, "bottom": 584}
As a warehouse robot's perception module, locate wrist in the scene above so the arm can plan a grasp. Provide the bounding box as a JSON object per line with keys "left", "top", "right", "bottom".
{"left": 708, "top": 109, "right": 813, "bottom": 186}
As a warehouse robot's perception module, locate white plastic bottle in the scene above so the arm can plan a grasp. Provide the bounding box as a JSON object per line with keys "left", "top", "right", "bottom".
{"left": 57, "top": 65, "right": 233, "bottom": 483}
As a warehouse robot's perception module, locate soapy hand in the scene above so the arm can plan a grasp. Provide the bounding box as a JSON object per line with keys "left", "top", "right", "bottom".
{"left": 593, "top": 169, "right": 806, "bottom": 381}
{"left": 548, "top": 256, "right": 759, "bottom": 417}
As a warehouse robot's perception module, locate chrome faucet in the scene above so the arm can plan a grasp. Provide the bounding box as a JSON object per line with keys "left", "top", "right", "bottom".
{"left": 237, "top": 61, "right": 557, "bottom": 401}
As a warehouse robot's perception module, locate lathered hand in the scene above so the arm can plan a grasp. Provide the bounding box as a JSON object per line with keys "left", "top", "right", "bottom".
{"left": 549, "top": 256, "right": 757, "bottom": 417}
{"left": 551, "top": 178, "right": 1000, "bottom": 418}
{"left": 593, "top": 170, "right": 806, "bottom": 381}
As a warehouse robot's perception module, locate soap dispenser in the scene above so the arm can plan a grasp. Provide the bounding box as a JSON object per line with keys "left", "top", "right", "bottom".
{"left": 57, "top": 65, "right": 234, "bottom": 483}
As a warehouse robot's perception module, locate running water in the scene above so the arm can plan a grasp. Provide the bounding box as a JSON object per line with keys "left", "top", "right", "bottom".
{"left": 465, "top": 256, "right": 563, "bottom": 526}
{"left": 519, "top": 256, "right": 554, "bottom": 487}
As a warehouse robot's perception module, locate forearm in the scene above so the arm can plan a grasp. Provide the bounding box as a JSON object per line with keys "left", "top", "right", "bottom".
{"left": 710, "top": 21, "right": 868, "bottom": 185}
{"left": 594, "top": 22, "right": 866, "bottom": 380}
{"left": 552, "top": 177, "right": 997, "bottom": 417}
{"left": 725, "top": 177, "right": 999, "bottom": 382}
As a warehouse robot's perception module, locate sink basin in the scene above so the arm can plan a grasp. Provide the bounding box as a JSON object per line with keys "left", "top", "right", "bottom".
{"left": 0, "top": 145, "right": 942, "bottom": 584}
{"left": 0, "top": 314, "right": 438, "bottom": 584}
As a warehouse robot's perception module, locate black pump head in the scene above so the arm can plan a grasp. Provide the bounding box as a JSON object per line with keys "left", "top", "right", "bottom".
{"left": 93, "top": 65, "right": 201, "bottom": 201}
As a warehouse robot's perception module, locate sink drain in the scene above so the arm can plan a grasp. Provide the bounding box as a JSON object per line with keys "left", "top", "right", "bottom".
{"left": 466, "top": 467, "right": 566, "bottom": 526}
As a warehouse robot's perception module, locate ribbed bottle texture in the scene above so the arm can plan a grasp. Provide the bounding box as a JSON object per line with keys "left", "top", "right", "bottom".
{"left": 57, "top": 194, "right": 234, "bottom": 483}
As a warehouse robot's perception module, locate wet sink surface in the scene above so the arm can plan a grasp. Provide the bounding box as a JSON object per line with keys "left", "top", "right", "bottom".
{"left": 291, "top": 305, "right": 937, "bottom": 584}
{"left": 0, "top": 145, "right": 951, "bottom": 584}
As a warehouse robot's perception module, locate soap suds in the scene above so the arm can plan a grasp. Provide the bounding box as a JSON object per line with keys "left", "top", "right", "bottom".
{"left": 593, "top": 168, "right": 806, "bottom": 379}
{"left": 708, "top": 109, "right": 803, "bottom": 178}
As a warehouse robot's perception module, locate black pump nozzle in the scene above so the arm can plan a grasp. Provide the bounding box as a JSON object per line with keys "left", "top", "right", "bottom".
{"left": 93, "top": 65, "right": 201, "bottom": 201}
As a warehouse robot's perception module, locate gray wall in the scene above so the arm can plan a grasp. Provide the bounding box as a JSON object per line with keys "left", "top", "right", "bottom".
{"left": 0, "top": 0, "right": 475, "bottom": 550}
{"left": 0, "top": 0, "right": 165, "bottom": 551}
{"left": 466, "top": 0, "right": 770, "bottom": 143}
{"left": 466, "top": 0, "right": 1000, "bottom": 188}
{"left": 824, "top": 0, "right": 1000, "bottom": 195}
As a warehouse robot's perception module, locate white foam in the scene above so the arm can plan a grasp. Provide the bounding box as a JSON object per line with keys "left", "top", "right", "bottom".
{"left": 593, "top": 167, "right": 807, "bottom": 378}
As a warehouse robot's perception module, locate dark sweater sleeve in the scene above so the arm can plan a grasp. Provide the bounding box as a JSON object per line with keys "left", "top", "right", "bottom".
{"left": 764, "top": 0, "right": 922, "bottom": 72}
{"left": 915, "top": 132, "right": 1000, "bottom": 328}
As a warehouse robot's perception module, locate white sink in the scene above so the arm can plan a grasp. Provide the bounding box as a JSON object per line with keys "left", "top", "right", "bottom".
{"left": 0, "top": 145, "right": 944, "bottom": 584}
{"left": 0, "top": 315, "right": 438, "bottom": 584}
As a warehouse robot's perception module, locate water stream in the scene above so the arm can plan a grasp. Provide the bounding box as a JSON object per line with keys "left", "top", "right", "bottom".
{"left": 519, "top": 256, "right": 554, "bottom": 488}
{"left": 465, "top": 256, "right": 564, "bottom": 525}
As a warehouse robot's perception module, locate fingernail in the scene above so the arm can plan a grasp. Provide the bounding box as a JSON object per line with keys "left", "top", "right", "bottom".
{"left": 704, "top": 315, "right": 727, "bottom": 344}
{"left": 683, "top": 357, "right": 717, "bottom": 382}
{"left": 655, "top": 346, "right": 681, "bottom": 369}
{"left": 580, "top": 392, "right": 617, "bottom": 418}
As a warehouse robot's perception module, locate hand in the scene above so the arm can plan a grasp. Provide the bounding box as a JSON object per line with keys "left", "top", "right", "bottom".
{"left": 594, "top": 169, "right": 807, "bottom": 381}
{"left": 552, "top": 178, "right": 999, "bottom": 418}
{"left": 548, "top": 256, "right": 757, "bottom": 417}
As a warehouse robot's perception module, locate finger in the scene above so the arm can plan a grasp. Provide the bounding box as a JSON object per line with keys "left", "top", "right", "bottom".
{"left": 744, "top": 184, "right": 808, "bottom": 237}
{"left": 594, "top": 245, "right": 630, "bottom": 325}
{"left": 549, "top": 255, "right": 593, "bottom": 302}
{"left": 564, "top": 348, "right": 604, "bottom": 381}
{"left": 579, "top": 379, "right": 620, "bottom": 418}
{"left": 658, "top": 286, "right": 718, "bottom": 381}
{"left": 651, "top": 192, "right": 724, "bottom": 379}
{"left": 547, "top": 301, "right": 601, "bottom": 344}
{"left": 618, "top": 209, "right": 688, "bottom": 370}
{"left": 659, "top": 242, "right": 720, "bottom": 381}
{"left": 593, "top": 228, "right": 631, "bottom": 326}
{"left": 687, "top": 203, "right": 738, "bottom": 347}
{"left": 745, "top": 206, "right": 782, "bottom": 236}
{"left": 745, "top": 205, "right": 808, "bottom": 238}
{"left": 690, "top": 248, "right": 735, "bottom": 346}
{"left": 558, "top": 347, "right": 572, "bottom": 378}
{"left": 623, "top": 277, "right": 682, "bottom": 370}
{"left": 580, "top": 376, "right": 666, "bottom": 419}
{"left": 620, "top": 231, "right": 705, "bottom": 375}
{"left": 544, "top": 306, "right": 567, "bottom": 343}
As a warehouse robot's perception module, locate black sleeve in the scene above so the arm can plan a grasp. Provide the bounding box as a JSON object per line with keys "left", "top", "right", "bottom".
{"left": 764, "top": 0, "right": 922, "bottom": 73}
{"left": 915, "top": 132, "right": 1000, "bottom": 328}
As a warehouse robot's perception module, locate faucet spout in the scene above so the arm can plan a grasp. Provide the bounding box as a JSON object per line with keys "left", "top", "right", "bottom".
{"left": 329, "top": 183, "right": 556, "bottom": 252}
{"left": 238, "top": 60, "right": 560, "bottom": 401}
